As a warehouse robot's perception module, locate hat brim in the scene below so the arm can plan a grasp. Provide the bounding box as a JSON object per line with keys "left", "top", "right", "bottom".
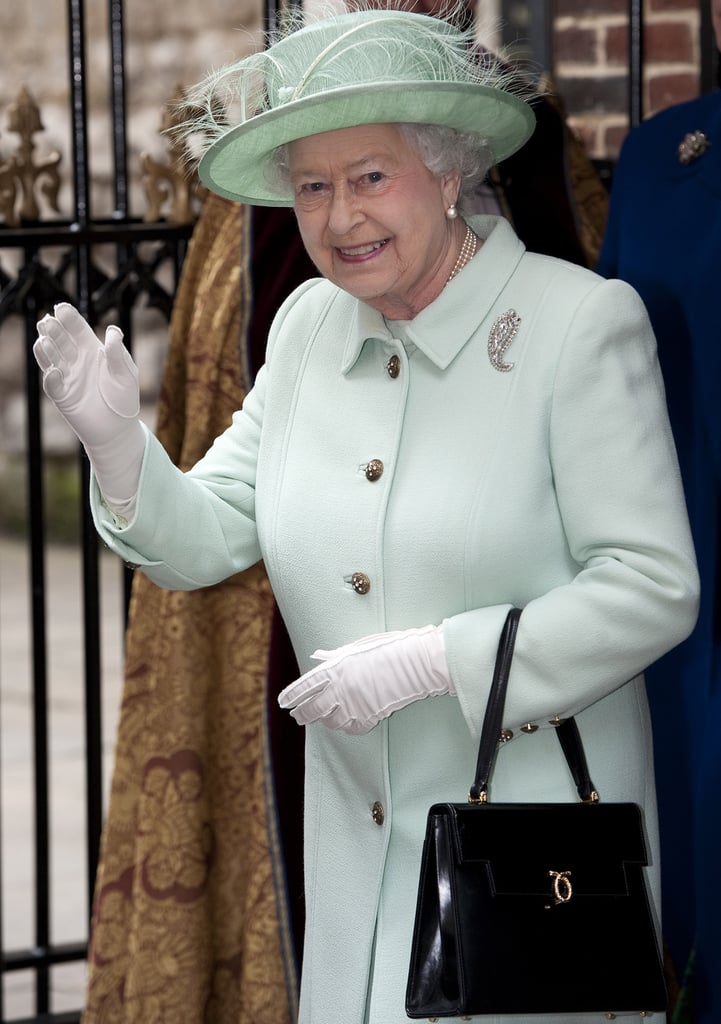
{"left": 198, "top": 80, "right": 535, "bottom": 206}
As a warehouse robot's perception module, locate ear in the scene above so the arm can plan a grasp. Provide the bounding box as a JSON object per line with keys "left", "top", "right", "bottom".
{"left": 440, "top": 170, "right": 462, "bottom": 211}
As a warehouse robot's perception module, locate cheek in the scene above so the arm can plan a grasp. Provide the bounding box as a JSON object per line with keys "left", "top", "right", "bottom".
{"left": 399, "top": 211, "right": 440, "bottom": 255}
{"left": 295, "top": 213, "right": 333, "bottom": 272}
{"left": 295, "top": 212, "right": 323, "bottom": 251}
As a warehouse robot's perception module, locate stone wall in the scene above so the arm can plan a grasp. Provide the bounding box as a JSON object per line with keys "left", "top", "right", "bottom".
{"left": 0, "top": 0, "right": 263, "bottom": 220}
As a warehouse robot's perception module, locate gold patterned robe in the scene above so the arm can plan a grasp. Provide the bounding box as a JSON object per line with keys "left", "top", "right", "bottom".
{"left": 83, "top": 196, "right": 297, "bottom": 1024}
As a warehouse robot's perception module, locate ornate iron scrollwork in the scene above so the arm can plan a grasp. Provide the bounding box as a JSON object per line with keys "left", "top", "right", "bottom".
{"left": 0, "top": 86, "right": 62, "bottom": 225}
{"left": 141, "top": 85, "right": 205, "bottom": 224}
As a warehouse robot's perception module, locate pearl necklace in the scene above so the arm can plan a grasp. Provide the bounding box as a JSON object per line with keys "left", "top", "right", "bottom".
{"left": 447, "top": 223, "right": 479, "bottom": 283}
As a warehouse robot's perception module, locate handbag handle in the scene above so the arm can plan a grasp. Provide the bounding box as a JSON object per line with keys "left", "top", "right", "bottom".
{"left": 468, "top": 608, "right": 599, "bottom": 804}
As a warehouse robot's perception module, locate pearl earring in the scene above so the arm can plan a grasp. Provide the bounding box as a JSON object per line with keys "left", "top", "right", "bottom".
{"left": 446, "top": 203, "right": 458, "bottom": 220}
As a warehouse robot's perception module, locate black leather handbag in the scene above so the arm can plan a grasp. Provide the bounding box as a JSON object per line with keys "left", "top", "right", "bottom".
{"left": 405, "top": 607, "right": 668, "bottom": 1018}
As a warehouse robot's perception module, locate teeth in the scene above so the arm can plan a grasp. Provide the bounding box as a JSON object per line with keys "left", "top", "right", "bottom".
{"left": 340, "top": 241, "right": 385, "bottom": 256}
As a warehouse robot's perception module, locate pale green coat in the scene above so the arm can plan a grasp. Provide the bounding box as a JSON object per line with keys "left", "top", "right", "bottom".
{"left": 92, "top": 215, "right": 699, "bottom": 1024}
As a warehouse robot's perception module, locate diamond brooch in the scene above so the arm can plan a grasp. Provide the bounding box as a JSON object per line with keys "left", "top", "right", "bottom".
{"left": 678, "top": 130, "right": 711, "bottom": 165}
{"left": 488, "top": 309, "right": 521, "bottom": 372}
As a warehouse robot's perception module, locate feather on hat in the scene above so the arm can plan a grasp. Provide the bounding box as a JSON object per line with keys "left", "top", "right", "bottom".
{"left": 181, "top": 6, "right": 536, "bottom": 206}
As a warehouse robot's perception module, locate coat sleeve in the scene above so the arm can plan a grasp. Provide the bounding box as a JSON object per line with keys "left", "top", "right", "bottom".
{"left": 444, "top": 276, "right": 700, "bottom": 737}
{"left": 89, "top": 365, "right": 267, "bottom": 590}
{"left": 88, "top": 278, "right": 323, "bottom": 589}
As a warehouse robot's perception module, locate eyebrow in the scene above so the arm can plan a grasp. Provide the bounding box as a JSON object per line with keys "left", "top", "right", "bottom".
{"left": 290, "top": 151, "right": 396, "bottom": 178}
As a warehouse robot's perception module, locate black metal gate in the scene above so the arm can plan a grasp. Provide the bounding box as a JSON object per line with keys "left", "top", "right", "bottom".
{"left": 0, "top": 0, "right": 194, "bottom": 1019}
{"left": 0, "top": 1, "right": 716, "bottom": 1022}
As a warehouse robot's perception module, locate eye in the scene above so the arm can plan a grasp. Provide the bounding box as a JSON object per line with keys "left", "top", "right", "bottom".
{"left": 293, "top": 180, "right": 330, "bottom": 209}
{"left": 363, "top": 171, "right": 384, "bottom": 185}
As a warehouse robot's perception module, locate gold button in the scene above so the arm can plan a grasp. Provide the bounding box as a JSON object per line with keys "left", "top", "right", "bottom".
{"left": 386, "top": 354, "right": 401, "bottom": 378}
{"left": 371, "top": 801, "right": 385, "bottom": 826}
{"left": 521, "top": 722, "right": 538, "bottom": 734}
{"left": 499, "top": 728, "right": 513, "bottom": 742}
{"left": 351, "top": 572, "right": 371, "bottom": 595}
{"left": 365, "top": 459, "right": 384, "bottom": 482}
{"left": 548, "top": 714, "right": 566, "bottom": 727}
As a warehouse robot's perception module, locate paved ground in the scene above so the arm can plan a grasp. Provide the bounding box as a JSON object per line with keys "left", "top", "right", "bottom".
{"left": 0, "top": 537, "right": 125, "bottom": 1021}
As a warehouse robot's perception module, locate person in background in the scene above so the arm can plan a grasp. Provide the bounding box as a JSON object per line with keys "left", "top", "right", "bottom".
{"left": 597, "top": 4, "right": 720, "bottom": 1020}
{"left": 38, "top": 6, "right": 697, "bottom": 1023}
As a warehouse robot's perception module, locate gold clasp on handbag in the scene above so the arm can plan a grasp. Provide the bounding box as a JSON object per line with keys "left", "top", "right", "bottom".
{"left": 544, "top": 869, "right": 573, "bottom": 909}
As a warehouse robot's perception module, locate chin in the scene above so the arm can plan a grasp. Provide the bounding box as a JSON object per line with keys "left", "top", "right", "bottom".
{"left": 341, "top": 282, "right": 387, "bottom": 305}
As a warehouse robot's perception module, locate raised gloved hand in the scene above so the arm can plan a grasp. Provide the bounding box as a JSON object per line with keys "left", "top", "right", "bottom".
{"left": 277, "top": 625, "right": 454, "bottom": 734}
{"left": 34, "top": 303, "right": 146, "bottom": 514}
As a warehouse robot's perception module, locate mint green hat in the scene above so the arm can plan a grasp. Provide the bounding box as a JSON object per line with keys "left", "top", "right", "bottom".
{"left": 188, "top": 8, "right": 535, "bottom": 206}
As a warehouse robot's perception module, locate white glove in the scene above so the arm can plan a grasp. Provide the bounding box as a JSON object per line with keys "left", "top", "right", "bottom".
{"left": 34, "top": 303, "right": 146, "bottom": 515}
{"left": 277, "top": 625, "right": 454, "bottom": 734}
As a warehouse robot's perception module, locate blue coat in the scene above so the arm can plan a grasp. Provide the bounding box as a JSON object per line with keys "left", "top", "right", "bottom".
{"left": 598, "top": 91, "right": 721, "bottom": 1021}
{"left": 94, "top": 215, "right": 698, "bottom": 1023}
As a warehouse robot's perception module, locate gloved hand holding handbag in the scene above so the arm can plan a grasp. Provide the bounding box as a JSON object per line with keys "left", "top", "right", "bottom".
{"left": 34, "top": 303, "right": 146, "bottom": 517}
{"left": 278, "top": 624, "right": 454, "bottom": 734}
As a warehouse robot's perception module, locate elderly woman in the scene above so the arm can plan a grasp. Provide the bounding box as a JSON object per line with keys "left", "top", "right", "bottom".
{"left": 34, "top": 8, "right": 698, "bottom": 1024}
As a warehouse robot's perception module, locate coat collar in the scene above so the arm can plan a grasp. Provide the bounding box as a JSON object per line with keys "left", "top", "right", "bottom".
{"left": 340, "top": 214, "right": 525, "bottom": 374}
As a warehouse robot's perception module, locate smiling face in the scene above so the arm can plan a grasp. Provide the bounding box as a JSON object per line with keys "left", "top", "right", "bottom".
{"left": 288, "top": 123, "right": 463, "bottom": 319}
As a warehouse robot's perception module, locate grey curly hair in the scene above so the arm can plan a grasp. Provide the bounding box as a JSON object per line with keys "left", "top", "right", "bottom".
{"left": 270, "top": 122, "right": 493, "bottom": 214}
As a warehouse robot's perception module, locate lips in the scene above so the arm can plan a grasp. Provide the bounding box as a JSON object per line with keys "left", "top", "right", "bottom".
{"left": 337, "top": 239, "right": 389, "bottom": 258}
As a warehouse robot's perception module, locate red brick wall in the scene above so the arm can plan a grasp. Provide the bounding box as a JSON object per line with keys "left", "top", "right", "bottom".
{"left": 553, "top": 0, "right": 703, "bottom": 159}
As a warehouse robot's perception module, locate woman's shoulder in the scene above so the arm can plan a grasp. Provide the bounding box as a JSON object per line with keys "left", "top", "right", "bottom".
{"left": 616, "top": 91, "right": 721, "bottom": 168}
{"left": 518, "top": 246, "right": 606, "bottom": 299}
{"left": 274, "top": 275, "right": 356, "bottom": 322}
{"left": 265, "top": 276, "right": 359, "bottom": 360}
{"left": 644, "top": 90, "right": 720, "bottom": 135}
{"left": 515, "top": 248, "right": 649, "bottom": 338}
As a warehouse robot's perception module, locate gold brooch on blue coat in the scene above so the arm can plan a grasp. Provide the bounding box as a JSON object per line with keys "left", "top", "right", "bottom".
{"left": 488, "top": 309, "right": 521, "bottom": 372}
{"left": 677, "top": 129, "right": 711, "bottom": 164}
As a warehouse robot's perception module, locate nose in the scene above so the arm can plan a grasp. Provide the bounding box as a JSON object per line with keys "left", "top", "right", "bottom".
{"left": 327, "top": 184, "right": 364, "bottom": 236}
